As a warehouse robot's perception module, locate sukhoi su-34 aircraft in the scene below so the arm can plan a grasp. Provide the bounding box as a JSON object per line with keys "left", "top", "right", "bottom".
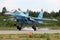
{"left": 10, "top": 9, "right": 57, "bottom": 31}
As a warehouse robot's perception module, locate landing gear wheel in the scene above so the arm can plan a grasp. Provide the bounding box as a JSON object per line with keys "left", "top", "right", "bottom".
{"left": 32, "top": 25, "right": 36, "bottom": 31}
{"left": 17, "top": 26, "right": 22, "bottom": 31}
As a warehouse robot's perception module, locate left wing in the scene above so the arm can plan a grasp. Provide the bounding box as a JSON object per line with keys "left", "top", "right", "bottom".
{"left": 33, "top": 18, "right": 58, "bottom": 21}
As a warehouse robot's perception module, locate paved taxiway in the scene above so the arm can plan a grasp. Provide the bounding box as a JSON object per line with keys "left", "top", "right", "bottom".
{"left": 0, "top": 30, "right": 60, "bottom": 34}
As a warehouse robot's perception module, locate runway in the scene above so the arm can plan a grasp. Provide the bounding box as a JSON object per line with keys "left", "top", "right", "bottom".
{"left": 0, "top": 30, "right": 60, "bottom": 34}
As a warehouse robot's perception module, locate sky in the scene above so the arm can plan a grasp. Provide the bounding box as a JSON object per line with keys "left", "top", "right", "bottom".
{"left": 0, "top": 0, "right": 60, "bottom": 12}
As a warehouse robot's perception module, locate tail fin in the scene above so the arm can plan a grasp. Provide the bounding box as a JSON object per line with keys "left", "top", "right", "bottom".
{"left": 38, "top": 9, "right": 44, "bottom": 19}
{"left": 25, "top": 9, "right": 29, "bottom": 17}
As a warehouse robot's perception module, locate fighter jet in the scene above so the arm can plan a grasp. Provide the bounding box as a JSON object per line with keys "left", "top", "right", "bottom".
{"left": 11, "top": 9, "right": 57, "bottom": 31}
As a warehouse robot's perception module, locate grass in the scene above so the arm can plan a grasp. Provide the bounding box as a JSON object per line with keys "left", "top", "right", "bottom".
{"left": 0, "top": 26, "right": 60, "bottom": 30}
{"left": 0, "top": 26, "right": 17, "bottom": 30}
{"left": 0, "top": 16, "right": 60, "bottom": 30}
{"left": 0, "top": 34, "right": 60, "bottom": 40}
{"left": 38, "top": 26, "right": 60, "bottom": 30}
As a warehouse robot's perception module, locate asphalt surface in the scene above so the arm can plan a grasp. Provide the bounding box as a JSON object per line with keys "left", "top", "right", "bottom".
{"left": 0, "top": 30, "right": 60, "bottom": 34}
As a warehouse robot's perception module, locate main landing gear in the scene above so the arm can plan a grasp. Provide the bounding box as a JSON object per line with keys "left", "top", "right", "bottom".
{"left": 16, "top": 23, "right": 37, "bottom": 31}
{"left": 17, "top": 25, "right": 37, "bottom": 31}
{"left": 32, "top": 25, "right": 36, "bottom": 31}
{"left": 17, "top": 24, "right": 22, "bottom": 31}
{"left": 17, "top": 25, "right": 36, "bottom": 31}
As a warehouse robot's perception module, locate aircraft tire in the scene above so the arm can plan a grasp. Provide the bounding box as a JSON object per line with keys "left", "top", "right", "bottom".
{"left": 32, "top": 25, "right": 36, "bottom": 31}
{"left": 17, "top": 26, "right": 21, "bottom": 31}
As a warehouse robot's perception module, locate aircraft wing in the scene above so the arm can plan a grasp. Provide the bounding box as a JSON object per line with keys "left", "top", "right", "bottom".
{"left": 33, "top": 18, "right": 58, "bottom": 21}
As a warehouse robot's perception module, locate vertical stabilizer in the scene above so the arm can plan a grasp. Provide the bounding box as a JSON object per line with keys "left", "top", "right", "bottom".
{"left": 38, "top": 9, "right": 44, "bottom": 19}
{"left": 25, "top": 9, "right": 29, "bottom": 17}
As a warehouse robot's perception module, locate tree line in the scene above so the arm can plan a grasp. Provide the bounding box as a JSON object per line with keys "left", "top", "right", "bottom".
{"left": 0, "top": 7, "right": 60, "bottom": 18}
{"left": 29, "top": 10, "right": 60, "bottom": 18}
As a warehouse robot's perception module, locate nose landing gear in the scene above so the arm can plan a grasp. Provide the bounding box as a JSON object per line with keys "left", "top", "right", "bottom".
{"left": 17, "top": 26, "right": 22, "bottom": 30}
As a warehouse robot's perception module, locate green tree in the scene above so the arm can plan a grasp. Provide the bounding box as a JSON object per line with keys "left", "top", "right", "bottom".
{"left": 50, "top": 11, "right": 56, "bottom": 18}
{"left": 44, "top": 11, "right": 50, "bottom": 18}
{"left": 29, "top": 10, "right": 39, "bottom": 17}
{"left": 29, "top": 10, "right": 34, "bottom": 16}
{"left": 58, "top": 10, "right": 60, "bottom": 17}
{"left": 2, "top": 7, "right": 7, "bottom": 15}
{"left": 55, "top": 12, "right": 59, "bottom": 17}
